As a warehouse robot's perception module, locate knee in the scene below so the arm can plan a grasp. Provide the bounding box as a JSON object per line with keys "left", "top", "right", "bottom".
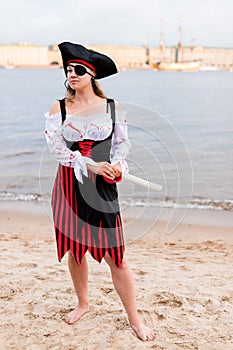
{"left": 105, "top": 253, "right": 128, "bottom": 271}
{"left": 68, "top": 251, "right": 85, "bottom": 267}
{"left": 68, "top": 251, "right": 76, "bottom": 265}
{"left": 118, "top": 259, "right": 128, "bottom": 270}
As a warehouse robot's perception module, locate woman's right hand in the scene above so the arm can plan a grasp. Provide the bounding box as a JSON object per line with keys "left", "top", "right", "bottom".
{"left": 87, "top": 162, "right": 116, "bottom": 180}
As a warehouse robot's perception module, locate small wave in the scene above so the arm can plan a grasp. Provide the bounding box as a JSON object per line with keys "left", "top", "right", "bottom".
{"left": 121, "top": 197, "right": 233, "bottom": 211}
{"left": 0, "top": 191, "right": 232, "bottom": 211}
{"left": 189, "top": 198, "right": 233, "bottom": 211}
{"left": 0, "top": 191, "right": 49, "bottom": 202}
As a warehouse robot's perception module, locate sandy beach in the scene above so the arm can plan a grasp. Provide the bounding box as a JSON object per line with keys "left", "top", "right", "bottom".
{"left": 0, "top": 201, "right": 233, "bottom": 350}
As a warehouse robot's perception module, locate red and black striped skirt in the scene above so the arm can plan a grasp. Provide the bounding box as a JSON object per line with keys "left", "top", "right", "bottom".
{"left": 51, "top": 164, "right": 125, "bottom": 267}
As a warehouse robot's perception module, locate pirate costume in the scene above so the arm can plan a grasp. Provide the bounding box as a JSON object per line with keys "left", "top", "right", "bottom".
{"left": 45, "top": 42, "right": 130, "bottom": 267}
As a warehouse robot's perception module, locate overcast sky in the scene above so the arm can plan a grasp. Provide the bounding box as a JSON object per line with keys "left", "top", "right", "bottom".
{"left": 1, "top": 0, "right": 233, "bottom": 48}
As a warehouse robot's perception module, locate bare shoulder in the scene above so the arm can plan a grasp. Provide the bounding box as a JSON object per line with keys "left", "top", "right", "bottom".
{"left": 114, "top": 101, "right": 122, "bottom": 111}
{"left": 49, "top": 101, "right": 60, "bottom": 116}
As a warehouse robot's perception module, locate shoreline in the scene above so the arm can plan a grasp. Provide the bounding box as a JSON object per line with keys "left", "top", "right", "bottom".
{"left": 1, "top": 199, "right": 232, "bottom": 243}
{"left": 1, "top": 65, "right": 233, "bottom": 72}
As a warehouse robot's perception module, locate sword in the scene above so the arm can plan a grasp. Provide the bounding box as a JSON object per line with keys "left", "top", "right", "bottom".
{"left": 125, "top": 174, "right": 162, "bottom": 191}
{"left": 84, "top": 157, "right": 162, "bottom": 191}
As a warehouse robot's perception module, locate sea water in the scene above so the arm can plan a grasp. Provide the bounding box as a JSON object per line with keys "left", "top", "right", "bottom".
{"left": 0, "top": 68, "right": 232, "bottom": 211}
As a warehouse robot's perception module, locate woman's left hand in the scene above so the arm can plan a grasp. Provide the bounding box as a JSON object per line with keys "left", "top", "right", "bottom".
{"left": 112, "top": 162, "right": 122, "bottom": 179}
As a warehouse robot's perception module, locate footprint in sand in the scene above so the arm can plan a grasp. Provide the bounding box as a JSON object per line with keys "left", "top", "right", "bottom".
{"left": 0, "top": 285, "right": 19, "bottom": 300}
{"left": 18, "top": 263, "right": 38, "bottom": 268}
{"left": 100, "top": 287, "right": 114, "bottom": 294}
{"left": 135, "top": 269, "right": 147, "bottom": 276}
{"left": 34, "top": 274, "right": 47, "bottom": 280}
{"left": 153, "top": 292, "right": 183, "bottom": 307}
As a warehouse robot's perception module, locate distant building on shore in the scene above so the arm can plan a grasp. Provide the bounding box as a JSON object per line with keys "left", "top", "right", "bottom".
{"left": 47, "top": 44, "right": 149, "bottom": 69}
{"left": 0, "top": 44, "right": 48, "bottom": 67}
{"left": 0, "top": 43, "right": 233, "bottom": 70}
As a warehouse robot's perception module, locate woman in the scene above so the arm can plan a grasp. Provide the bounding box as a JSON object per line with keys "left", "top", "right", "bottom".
{"left": 45, "top": 42, "right": 155, "bottom": 342}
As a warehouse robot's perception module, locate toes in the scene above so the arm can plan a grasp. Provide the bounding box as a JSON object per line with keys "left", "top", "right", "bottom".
{"left": 144, "top": 330, "right": 155, "bottom": 342}
{"left": 149, "top": 331, "right": 155, "bottom": 338}
{"left": 65, "top": 317, "right": 76, "bottom": 325}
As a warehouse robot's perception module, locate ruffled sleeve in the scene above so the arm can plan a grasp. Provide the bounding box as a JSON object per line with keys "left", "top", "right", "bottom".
{"left": 110, "top": 109, "right": 131, "bottom": 178}
{"left": 44, "top": 112, "right": 93, "bottom": 183}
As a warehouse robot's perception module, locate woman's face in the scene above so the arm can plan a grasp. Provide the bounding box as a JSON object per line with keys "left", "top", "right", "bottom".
{"left": 67, "top": 63, "right": 95, "bottom": 90}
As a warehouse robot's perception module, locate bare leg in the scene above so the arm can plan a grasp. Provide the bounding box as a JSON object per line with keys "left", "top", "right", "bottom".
{"left": 104, "top": 253, "right": 155, "bottom": 342}
{"left": 66, "top": 252, "right": 90, "bottom": 324}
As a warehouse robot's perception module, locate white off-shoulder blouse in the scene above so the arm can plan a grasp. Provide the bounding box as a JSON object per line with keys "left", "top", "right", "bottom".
{"left": 44, "top": 110, "right": 131, "bottom": 183}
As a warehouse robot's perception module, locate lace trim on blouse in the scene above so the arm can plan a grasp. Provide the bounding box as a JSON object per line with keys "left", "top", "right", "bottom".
{"left": 44, "top": 110, "right": 131, "bottom": 183}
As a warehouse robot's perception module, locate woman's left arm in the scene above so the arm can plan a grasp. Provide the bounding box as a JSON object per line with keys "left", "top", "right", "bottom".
{"left": 110, "top": 109, "right": 131, "bottom": 181}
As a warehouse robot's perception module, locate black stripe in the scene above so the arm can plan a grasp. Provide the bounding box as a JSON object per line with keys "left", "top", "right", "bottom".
{"left": 58, "top": 98, "right": 66, "bottom": 123}
{"left": 96, "top": 246, "right": 101, "bottom": 262}
{"left": 107, "top": 98, "right": 116, "bottom": 135}
{"left": 57, "top": 166, "right": 63, "bottom": 260}
{"left": 61, "top": 166, "right": 66, "bottom": 258}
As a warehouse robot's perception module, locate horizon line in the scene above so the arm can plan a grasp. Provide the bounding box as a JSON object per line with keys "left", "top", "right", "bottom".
{"left": 1, "top": 42, "right": 233, "bottom": 50}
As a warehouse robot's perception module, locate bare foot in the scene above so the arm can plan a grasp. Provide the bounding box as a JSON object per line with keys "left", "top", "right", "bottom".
{"left": 130, "top": 319, "right": 155, "bottom": 342}
{"left": 66, "top": 304, "right": 90, "bottom": 325}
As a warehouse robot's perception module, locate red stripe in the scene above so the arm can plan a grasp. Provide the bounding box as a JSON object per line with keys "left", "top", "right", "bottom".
{"left": 57, "top": 166, "right": 64, "bottom": 260}
{"left": 55, "top": 167, "right": 61, "bottom": 260}
{"left": 60, "top": 167, "right": 67, "bottom": 258}
{"left": 115, "top": 215, "right": 121, "bottom": 268}
{"left": 67, "top": 59, "right": 96, "bottom": 72}
{"left": 87, "top": 221, "right": 92, "bottom": 254}
{"left": 104, "top": 229, "right": 108, "bottom": 250}
{"left": 117, "top": 215, "right": 123, "bottom": 246}
{"left": 91, "top": 229, "right": 98, "bottom": 262}
{"left": 66, "top": 167, "right": 71, "bottom": 253}
{"left": 74, "top": 173, "right": 79, "bottom": 246}
{"left": 111, "top": 247, "right": 115, "bottom": 265}
{"left": 56, "top": 166, "right": 62, "bottom": 223}
{"left": 81, "top": 225, "right": 86, "bottom": 261}
{"left": 69, "top": 168, "right": 74, "bottom": 255}
{"left": 63, "top": 167, "right": 69, "bottom": 256}
{"left": 118, "top": 215, "right": 125, "bottom": 266}
{"left": 98, "top": 221, "right": 104, "bottom": 261}
{"left": 119, "top": 215, "right": 124, "bottom": 243}
{"left": 58, "top": 167, "right": 64, "bottom": 234}
{"left": 119, "top": 218, "right": 125, "bottom": 248}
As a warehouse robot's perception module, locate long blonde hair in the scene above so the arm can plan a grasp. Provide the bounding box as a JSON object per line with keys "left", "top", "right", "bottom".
{"left": 65, "top": 78, "right": 106, "bottom": 102}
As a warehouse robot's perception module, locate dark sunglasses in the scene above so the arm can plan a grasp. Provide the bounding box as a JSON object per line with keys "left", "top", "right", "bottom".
{"left": 67, "top": 64, "right": 95, "bottom": 78}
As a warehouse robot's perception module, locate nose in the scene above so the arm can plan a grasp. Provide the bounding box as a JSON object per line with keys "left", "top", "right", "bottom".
{"left": 70, "top": 69, "right": 77, "bottom": 77}
{"left": 67, "top": 67, "right": 77, "bottom": 78}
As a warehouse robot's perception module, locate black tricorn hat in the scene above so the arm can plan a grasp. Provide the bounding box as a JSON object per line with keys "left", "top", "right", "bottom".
{"left": 58, "top": 41, "right": 118, "bottom": 79}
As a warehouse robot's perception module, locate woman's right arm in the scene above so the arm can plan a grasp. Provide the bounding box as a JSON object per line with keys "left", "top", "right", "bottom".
{"left": 44, "top": 102, "right": 89, "bottom": 182}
